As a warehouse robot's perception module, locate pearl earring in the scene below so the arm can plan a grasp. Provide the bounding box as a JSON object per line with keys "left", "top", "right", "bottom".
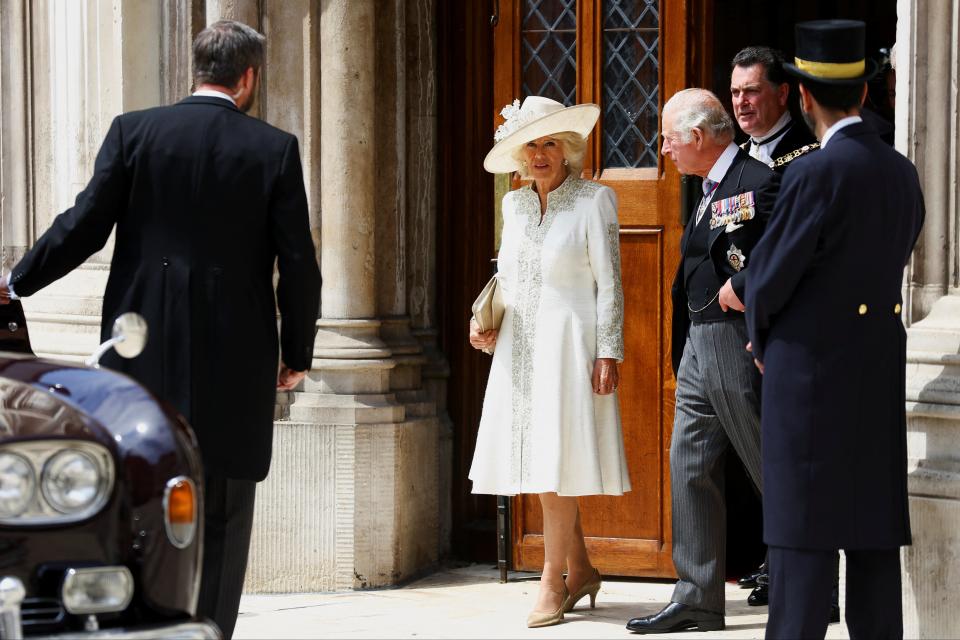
{"left": 562, "top": 159, "right": 569, "bottom": 166}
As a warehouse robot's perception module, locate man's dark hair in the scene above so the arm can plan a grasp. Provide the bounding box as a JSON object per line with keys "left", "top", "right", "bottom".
{"left": 192, "top": 20, "right": 265, "bottom": 88}
{"left": 732, "top": 46, "right": 788, "bottom": 86}
{"left": 800, "top": 80, "right": 864, "bottom": 111}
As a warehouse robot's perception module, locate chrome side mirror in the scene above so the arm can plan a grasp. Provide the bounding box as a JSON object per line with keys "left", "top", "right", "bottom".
{"left": 86, "top": 313, "right": 148, "bottom": 367}
{"left": 111, "top": 313, "right": 148, "bottom": 359}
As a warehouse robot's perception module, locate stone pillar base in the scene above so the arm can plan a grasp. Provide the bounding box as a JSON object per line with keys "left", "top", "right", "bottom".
{"left": 903, "top": 294, "right": 960, "bottom": 637}
{"left": 244, "top": 315, "right": 443, "bottom": 593}
{"left": 244, "top": 416, "right": 440, "bottom": 593}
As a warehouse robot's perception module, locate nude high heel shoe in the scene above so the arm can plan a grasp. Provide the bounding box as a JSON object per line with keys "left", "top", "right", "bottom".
{"left": 563, "top": 568, "right": 602, "bottom": 613}
{"left": 527, "top": 584, "right": 568, "bottom": 628}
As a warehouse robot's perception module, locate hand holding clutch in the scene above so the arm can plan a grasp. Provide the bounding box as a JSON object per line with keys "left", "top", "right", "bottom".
{"left": 469, "top": 319, "right": 498, "bottom": 354}
{"left": 470, "top": 275, "right": 504, "bottom": 354}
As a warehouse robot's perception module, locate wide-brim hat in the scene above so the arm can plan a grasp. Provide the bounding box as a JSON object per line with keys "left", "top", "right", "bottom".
{"left": 785, "top": 19, "right": 878, "bottom": 86}
{"left": 483, "top": 96, "right": 600, "bottom": 174}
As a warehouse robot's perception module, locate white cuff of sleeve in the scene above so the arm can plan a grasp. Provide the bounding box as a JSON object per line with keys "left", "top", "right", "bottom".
{"left": 4, "top": 276, "right": 19, "bottom": 300}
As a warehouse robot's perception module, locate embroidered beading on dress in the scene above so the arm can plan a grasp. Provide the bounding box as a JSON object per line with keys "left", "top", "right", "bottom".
{"left": 510, "top": 187, "right": 551, "bottom": 486}
{"left": 509, "top": 176, "right": 600, "bottom": 486}
{"left": 597, "top": 222, "right": 625, "bottom": 359}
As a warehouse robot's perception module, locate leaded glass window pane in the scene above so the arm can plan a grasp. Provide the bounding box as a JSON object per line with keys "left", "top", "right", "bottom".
{"left": 521, "top": 0, "right": 577, "bottom": 106}
{"left": 603, "top": 0, "right": 660, "bottom": 167}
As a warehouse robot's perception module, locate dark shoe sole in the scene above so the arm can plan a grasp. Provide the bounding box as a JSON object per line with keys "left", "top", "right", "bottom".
{"left": 627, "top": 620, "right": 725, "bottom": 634}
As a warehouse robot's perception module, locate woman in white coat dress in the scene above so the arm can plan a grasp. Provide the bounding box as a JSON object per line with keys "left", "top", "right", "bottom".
{"left": 468, "top": 96, "right": 630, "bottom": 628}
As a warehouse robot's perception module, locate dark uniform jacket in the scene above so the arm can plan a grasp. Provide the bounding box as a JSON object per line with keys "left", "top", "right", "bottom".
{"left": 10, "top": 96, "right": 322, "bottom": 481}
{"left": 670, "top": 148, "right": 780, "bottom": 374}
{"left": 745, "top": 121, "right": 924, "bottom": 549}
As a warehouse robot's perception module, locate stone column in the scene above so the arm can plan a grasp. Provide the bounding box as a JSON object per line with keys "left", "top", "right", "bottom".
{"left": 244, "top": 0, "right": 442, "bottom": 593}
{"left": 160, "top": 0, "right": 205, "bottom": 104}
{"left": 897, "top": 0, "right": 956, "bottom": 323}
{"left": 20, "top": 0, "right": 162, "bottom": 361}
{"left": 0, "top": 0, "right": 33, "bottom": 272}
{"left": 205, "top": 0, "right": 259, "bottom": 31}
{"left": 898, "top": 0, "right": 960, "bottom": 636}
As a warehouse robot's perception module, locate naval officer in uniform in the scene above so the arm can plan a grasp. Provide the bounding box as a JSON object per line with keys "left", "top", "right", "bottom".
{"left": 746, "top": 20, "right": 924, "bottom": 638}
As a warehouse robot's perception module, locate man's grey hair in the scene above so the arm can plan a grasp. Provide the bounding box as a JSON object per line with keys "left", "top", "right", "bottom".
{"left": 192, "top": 20, "right": 266, "bottom": 88}
{"left": 665, "top": 89, "right": 735, "bottom": 144}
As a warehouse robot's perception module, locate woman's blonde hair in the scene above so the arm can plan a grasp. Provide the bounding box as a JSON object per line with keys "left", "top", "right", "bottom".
{"left": 509, "top": 131, "right": 587, "bottom": 179}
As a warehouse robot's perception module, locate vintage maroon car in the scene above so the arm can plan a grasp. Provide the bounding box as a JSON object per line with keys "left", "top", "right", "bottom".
{"left": 0, "top": 301, "right": 217, "bottom": 638}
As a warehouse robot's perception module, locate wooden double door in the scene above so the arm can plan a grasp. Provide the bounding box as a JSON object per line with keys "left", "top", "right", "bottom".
{"left": 492, "top": 0, "right": 706, "bottom": 577}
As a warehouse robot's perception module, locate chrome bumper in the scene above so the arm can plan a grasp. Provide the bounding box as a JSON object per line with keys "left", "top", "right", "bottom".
{"left": 51, "top": 621, "right": 220, "bottom": 639}
{"left": 0, "top": 575, "right": 219, "bottom": 640}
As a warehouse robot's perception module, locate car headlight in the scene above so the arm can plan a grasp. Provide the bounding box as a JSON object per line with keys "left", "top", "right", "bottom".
{"left": 61, "top": 566, "right": 134, "bottom": 614}
{"left": 0, "top": 452, "right": 35, "bottom": 517}
{"left": 42, "top": 450, "right": 102, "bottom": 514}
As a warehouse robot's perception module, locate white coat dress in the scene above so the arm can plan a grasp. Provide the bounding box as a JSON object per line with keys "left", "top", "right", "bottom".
{"left": 469, "top": 175, "right": 631, "bottom": 496}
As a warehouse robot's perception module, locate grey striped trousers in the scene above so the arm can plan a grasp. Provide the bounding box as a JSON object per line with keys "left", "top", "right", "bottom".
{"left": 670, "top": 319, "right": 762, "bottom": 614}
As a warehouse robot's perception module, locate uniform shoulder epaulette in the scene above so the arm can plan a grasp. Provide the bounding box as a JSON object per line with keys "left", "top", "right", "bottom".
{"left": 770, "top": 142, "right": 820, "bottom": 169}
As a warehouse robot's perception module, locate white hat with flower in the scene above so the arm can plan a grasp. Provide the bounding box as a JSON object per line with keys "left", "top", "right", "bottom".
{"left": 483, "top": 96, "right": 600, "bottom": 174}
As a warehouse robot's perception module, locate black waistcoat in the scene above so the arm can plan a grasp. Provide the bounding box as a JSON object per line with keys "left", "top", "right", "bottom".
{"left": 683, "top": 212, "right": 723, "bottom": 310}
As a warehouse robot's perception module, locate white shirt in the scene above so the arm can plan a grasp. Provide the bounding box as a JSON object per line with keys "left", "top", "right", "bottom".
{"left": 192, "top": 89, "right": 237, "bottom": 105}
{"left": 748, "top": 111, "right": 793, "bottom": 164}
{"left": 706, "top": 142, "right": 741, "bottom": 185}
{"left": 820, "top": 115, "right": 863, "bottom": 149}
{"left": 696, "top": 142, "right": 740, "bottom": 224}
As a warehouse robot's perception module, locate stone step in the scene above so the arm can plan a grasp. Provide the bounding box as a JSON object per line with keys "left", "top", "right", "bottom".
{"left": 286, "top": 391, "right": 405, "bottom": 424}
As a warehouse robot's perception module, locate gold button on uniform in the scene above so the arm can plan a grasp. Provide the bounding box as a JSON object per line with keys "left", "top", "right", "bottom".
{"left": 894, "top": 303, "right": 902, "bottom": 314}
{"left": 858, "top": 304, "right": 868, "bottom": 315}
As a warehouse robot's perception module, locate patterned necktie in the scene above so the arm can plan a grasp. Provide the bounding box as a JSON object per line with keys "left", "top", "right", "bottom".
{"left": 696, "top": 179, "right": 718, "bottom": 225}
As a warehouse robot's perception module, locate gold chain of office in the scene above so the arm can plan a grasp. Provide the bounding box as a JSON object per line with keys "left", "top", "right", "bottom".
{"left": 771, "top": 142, "right": 820, "bottom": 168}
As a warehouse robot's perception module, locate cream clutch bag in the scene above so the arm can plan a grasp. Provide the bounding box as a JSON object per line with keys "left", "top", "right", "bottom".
{"left": 471, "top": 275, "right": 504, "bottom": 354}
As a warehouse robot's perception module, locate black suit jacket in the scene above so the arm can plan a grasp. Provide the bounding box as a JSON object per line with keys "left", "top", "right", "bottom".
{"left": 11, "top": 96, "right": 321, "bottom": 481}
{"left": 746, "top": 122, "right": 924, "bottom": 549}
{"left": 670, "top": 149, "right": 780, "bottom": 375}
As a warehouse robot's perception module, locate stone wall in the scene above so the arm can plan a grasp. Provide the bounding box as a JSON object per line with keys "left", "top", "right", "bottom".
{"left": 898, "top": 0, "right": 960, "bottom": 636}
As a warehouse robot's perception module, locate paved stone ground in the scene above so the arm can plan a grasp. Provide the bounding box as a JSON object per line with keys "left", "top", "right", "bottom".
{"left": 235, "top": 563, "right": 851, "bottom": 639}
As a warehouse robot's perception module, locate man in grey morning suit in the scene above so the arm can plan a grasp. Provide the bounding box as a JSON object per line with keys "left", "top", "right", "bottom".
{"left": 626, "top": 89, "right": 780, "bottom": 634}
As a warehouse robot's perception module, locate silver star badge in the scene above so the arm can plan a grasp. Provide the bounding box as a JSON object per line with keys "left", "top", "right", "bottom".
{"left": 727, "top": 244, "right": 746, "bottom": 272}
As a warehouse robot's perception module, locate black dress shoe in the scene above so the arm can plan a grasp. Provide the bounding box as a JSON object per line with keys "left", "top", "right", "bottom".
{"left": 747, "top": 583, "right": 768, "bottom": 606}
{"left": 626, "top": 602, "right": 724, "bottom": 634}
{"left": 737, "top": 564, "right": 766, "bottom": 589}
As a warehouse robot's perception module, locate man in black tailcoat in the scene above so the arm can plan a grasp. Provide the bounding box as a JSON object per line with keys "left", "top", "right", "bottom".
{"left": 0, "top": 20, "right": 321, "bottom": 639}
{"left": 729, "top": 45, "right": 840, "bottom": 617}
{"left": 745, "top": 20, "right": 924, "bottom": 639}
